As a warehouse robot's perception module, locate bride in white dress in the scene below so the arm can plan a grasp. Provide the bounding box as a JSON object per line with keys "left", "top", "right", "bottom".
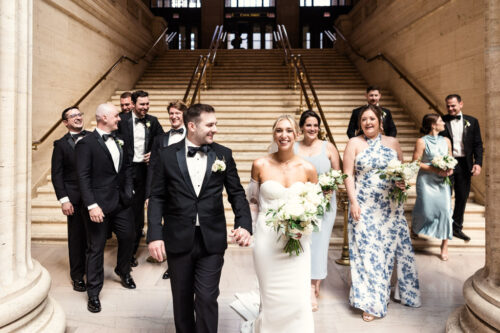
{"left": 235, "top": 115, "right": 318, "bottom": 333}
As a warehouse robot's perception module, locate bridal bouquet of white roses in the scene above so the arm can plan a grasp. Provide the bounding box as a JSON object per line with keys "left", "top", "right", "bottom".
{"left": 266, "top": 182, "right": 326, "bottom": 256}
{"left": 431, "top": 154, "right": 457, "bottom": 185}
{"left": 379, "top": 159, "right": 420, "bottom": 204}
{"left": 318, "top": 169, "right": 348, "bottom": 211}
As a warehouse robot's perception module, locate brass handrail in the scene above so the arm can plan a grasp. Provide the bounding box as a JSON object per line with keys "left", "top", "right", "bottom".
{"left": 183, "top": 25, "right": 224, "bottom": 106}
{"left": 279, "top": 25, "right": 350, "bottom": 266}
{"left": 32, "top": 26, "right": 169, "bottom": 150}
{"left": 332, "top": 25, "right": 443, "bottom": 116}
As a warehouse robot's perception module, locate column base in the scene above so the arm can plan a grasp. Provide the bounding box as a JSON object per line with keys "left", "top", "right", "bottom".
{"left": 446, "top": 272, "right": 500, "bottom": 332}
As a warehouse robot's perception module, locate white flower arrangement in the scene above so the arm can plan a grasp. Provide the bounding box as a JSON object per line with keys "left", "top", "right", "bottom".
{"left": 464, "top": 119, "right": 470, "bottom": 128}
{"left": 431, "top": 154, "right": 458, "bottom": 185}
{"left": 146, "top": 121, "right": 151, "bottom": 128}
{"left": 318, "top": 169, "right": 348, "bottom": 211}
{"left": 211, "top": 157, "right": 226, "bottom": 173}
{"left": 378, "top": 159, "right": 420, "bottom": 204}
{"left": 266, "top": 182, "right": 326, "bottom": 256}
{"left": 115, "top": 138, "right": 124, "bottom": 147}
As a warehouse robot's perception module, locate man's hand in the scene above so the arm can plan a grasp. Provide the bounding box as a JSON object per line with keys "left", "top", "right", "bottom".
{"left": 148, "top": 240, "right": 166, "bottom": 262}
{"left": 230, "top": 227, "right": 252, "bottom": 247}
{"left": 471, "top": 164, "right": 482, "bottom": 176}
{"left": 143, "top": 152, "right": 151, "bottom": 164}
{"left": 61, "top": 202, "right": 74, "bottom": 216}
{"left": 89, "top": 206, "right": 105, "bottom": 223}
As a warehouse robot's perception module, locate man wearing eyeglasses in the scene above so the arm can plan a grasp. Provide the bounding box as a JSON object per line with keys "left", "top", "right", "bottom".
{"left": 51, "top": 106, "right": 89, "bottom": 293}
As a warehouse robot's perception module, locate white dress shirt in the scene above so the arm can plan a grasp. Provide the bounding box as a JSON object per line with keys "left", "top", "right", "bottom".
{"left": 168, "top": 126, "right": 186, "bottom": 145}
{"left": 186, "top": 138, "right": 207, "bottom": 226}
{"left": 450, "top": 112, "right": 465, "bottom": 157}
{"left": 88, "top": 128, "right": 121, "bottom": 210}
{"left": 132, "top": 113, "right": 146, "bottom": 163}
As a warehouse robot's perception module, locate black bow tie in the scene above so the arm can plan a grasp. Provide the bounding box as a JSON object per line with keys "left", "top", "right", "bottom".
{"left": 135, "top": 117, "right": 147, "bottom": 125}
{"left": 171, "top": 128, "right": 184, "bottom": 135}
{"left": 187, "top": 145, "right": 209, "bottom": 157}
{"left": 449, "top": 115, "right": 461, "bottom": 121}
{"left": 102, "top": 133, "right": 116, "bottom": 142}
{"left": 71, "top": 132, "right": 85, "bottom": 141}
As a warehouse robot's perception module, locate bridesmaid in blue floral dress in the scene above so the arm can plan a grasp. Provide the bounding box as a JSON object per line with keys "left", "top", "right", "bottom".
{"left": 343, "top": 105, "right": 421, "bottom": 322}
{"left": 294, "top": 110, "right": 341, "bottom": 312}
{"left": 412, "top": 114, "right": 453, "bottom": 260}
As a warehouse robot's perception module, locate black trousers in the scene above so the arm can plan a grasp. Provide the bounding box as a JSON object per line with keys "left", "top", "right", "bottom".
{"left": 67, "top": 202, "right": 87, "bottom": 281}
{"left": 452, "top": 157, "right": 472, "bottom": 231}
{"left": 132, "top": 162, "right": 147, "bottom": 255}
{"left": 167, "top": 228, "right": 224, "bottom": 333}
{"left": 85, "top": 204, "right": 135, "bottom": 297}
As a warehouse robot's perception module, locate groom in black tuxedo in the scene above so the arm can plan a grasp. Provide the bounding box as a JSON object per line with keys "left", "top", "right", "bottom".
{"left": 147, "top": 103, "right": 252, "bottom": 333}
{"left": 76, "top": 103, "right": 136, "bottom": 313}
{"left": 51, "top": 106, "right": 88, "bottom": 292}
{"left": 440, "top": 94, "right": 483, "bottom": 241}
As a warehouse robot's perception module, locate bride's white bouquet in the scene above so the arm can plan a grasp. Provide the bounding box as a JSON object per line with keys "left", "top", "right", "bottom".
{"left": 318, "top": 169, "right": 348, "bottom": 211}
{"left": 378, "top": 159, "right": 420, "bottom": 204}
{"left": 266, "top": 182, "right": 326, "bottom": 256}
{"left": 431, "top": 154, "right": 457, "bottom": 185}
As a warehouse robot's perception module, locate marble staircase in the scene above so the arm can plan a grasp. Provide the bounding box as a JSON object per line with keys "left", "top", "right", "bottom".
{"left": 31, "top": 49, "right": 485, "bottom": 251}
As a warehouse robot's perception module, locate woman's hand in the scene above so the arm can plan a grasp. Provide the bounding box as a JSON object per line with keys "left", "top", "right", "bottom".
{"left": 395, "top": 180, "right": 406, "bottom": 190}
{"left": 350, "top": 201, "right": 361, "bottom": 221}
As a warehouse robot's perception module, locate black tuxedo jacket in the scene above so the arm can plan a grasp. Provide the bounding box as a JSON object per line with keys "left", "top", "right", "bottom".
{"left": 116, "top": 112, "right": 164, "bottom": 163}
{"left": 147, "top": 139, "right": 252, "bottom": 255}
{"left": 75, "top": 130, "right": 134, "bottom": 214}
{"left": 145, "top": 130, "right": 174, "bottom": 198}
{"left": 51, "top": 131, "right": 89, "bottom": 204}
{"left": 440, "top": 114, "right": 483, "bottom": 171}
{"left": 347, "top": 106, "right": 397, "bottom": 138}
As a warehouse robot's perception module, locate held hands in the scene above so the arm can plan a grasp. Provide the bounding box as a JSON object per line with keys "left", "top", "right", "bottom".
{"left": 61, "top": 202, "right": 74, "bottom": 216}
{"left": 148, "top": 240, "right": 166, "bottom": 262}
{"left": 395, "top": 180, "right": 406, "bottom": 191}
{"left": 471, "top": 164, "right": 481, "bottom": 176}
{"left": 89, "top": 206, "right": 105, "bottom": 223}
{"left": 230, "top": 227, "right": 252, "bottom": 247}
{"left": 438, "top": 169, "right": 453, "bottom": 178}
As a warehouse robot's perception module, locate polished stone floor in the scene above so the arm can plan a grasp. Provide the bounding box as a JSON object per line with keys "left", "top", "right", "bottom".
{"left": 32, "top": 244, "right": 484, "bottom": 332}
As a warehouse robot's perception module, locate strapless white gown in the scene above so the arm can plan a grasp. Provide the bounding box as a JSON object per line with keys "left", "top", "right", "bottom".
{"left": 234, "top": 181, "right": 314, "bottom": 333}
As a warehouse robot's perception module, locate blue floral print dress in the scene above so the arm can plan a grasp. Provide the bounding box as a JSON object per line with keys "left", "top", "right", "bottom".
{"left": 348, "top": 134, "right": 421, "bottom": 317}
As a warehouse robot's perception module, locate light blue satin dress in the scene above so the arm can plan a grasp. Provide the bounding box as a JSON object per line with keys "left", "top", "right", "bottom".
{"left": 412, "top": 135, "right": 453, "bottom": 240}
{"left": 294, "top": 141, "right": 336, "bottom": 280}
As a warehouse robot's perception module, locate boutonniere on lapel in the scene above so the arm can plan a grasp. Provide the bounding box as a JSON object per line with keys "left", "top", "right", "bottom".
{"left": 211, "top": 157, "right": 226, "bottom": 173}
{"left": 381, "top": 110, "right": 387, "bottom": 119}
{"left": 115, "top": 138, "right": 124, "bottom": 147}
{"left": 464, "top": 119, "right": 471, "bottom": 128}
{"left": 146, "top": 121, "right": 151, "bottom": 128}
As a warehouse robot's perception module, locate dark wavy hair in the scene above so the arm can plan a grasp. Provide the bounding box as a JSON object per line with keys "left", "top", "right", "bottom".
{"left": 356, "top": 104, "right": 384, "bottom": 136}
{"left": 420, "top": 113, "right": 440, "bottom": 135}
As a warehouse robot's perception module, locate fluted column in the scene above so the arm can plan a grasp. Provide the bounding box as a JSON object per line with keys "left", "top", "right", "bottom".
{"left": 0, "top": 1, "right": 65, "bottom": 331}
{"left": 446, "top": 1, "right": 500, "bottom": 331}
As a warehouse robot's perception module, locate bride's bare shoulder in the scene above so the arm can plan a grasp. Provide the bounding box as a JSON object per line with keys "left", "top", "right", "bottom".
{"left": 252, "top": 155, "right": 273, "bottom": 170}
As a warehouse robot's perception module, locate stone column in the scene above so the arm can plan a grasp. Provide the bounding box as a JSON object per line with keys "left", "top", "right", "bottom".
{"left": 446, "top": 1, "right": 500, "bottom": 331}
{"left": 0, "top": 1, "right": 65, "bottom": 331}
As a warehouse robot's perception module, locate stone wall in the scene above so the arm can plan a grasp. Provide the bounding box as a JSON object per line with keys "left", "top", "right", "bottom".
{"left": 32, "top": 0, "right": 166, "bottom": 192}
{"left": 335, "top": 0, "right": 486, "bottom": 202}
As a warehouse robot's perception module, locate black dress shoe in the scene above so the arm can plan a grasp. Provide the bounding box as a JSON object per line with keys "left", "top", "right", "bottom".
{"left": 72, "top": 279, "right": 87, "bottom": 292}
{"left": 115, "top": 269, "right": 136, "bottom": 289}
{"left": 162, "top": 269, "right": 170, "bottom": 280}
{"left": 453, "top": 230, "right": 471, "bottom": 242}
{"left": 88, "top": 296, "right": 101, "bottom": 313}
{"left": 130, "top": 256, "right": 138, "bottom": 267}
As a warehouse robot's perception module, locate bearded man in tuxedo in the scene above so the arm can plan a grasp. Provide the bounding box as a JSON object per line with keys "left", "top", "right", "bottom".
{"left": 51, "top": 106, "right": 89, "bottom": 292}
{"left": 147, "top": 103, "right": 252, "bottom": 333}
{"left": 76, "top": 103, "right": 136, "bottom": 313}
{"left": 440, "top": 94, "right": 483, "bottom": 241}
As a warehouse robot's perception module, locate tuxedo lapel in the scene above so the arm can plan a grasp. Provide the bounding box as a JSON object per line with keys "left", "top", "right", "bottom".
{"left": 94, "top": 130, "right": 115, "bottom": 168}
{"left": 200, "top": 148, "right": 216, "bottom": 194}
{"left": 127, "top": 115, "right": 134, "bottom": 146}
{"left": 117, "top": 139, "right": 124, "bottom": 172}
{"left": 462, "top": 115, "right": 469, "bottom": 145}
{"left": 176, "top": 145, "right": 197, "bottom": 197}
{"left": 445, "top": 119, "right": 454, "bottom": 138}
{"left": 163, "top": 131, "right": 171, "bottom": 148}
{"left": 144, "top": 115, "right": 150, "bottom": 152}
{"left": 66, "top": 133, "right": 75, "bottom": 150}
